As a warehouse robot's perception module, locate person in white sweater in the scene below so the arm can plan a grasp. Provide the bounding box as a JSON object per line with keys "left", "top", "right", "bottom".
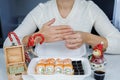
{"left": 4, "top": 0, "right": 120, "bottom": 57}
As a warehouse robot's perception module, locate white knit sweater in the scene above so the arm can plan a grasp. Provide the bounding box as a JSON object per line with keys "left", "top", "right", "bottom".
{"left": 4, "top": 0, "right": 120, "bottom": 57}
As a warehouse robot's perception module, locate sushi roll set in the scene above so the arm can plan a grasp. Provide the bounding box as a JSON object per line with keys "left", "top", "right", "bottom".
{"left": 35, "top": 58, "right": 74, "bottom": 75}
{"left": 72, "top": 60, "right": 85, "bottom": 75}
{"left": 35, "top": 58, "right": 85, "bottom": 75}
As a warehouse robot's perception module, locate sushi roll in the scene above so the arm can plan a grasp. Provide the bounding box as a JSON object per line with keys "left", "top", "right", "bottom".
{"left": 49, "top": 58, "right": 55, "bottom": 64}
{"left": 46, "top": 58, "right": 55, "bottom": 64}
{"left": 56, "top": 58, "right": 63, "bottom": 64}
{"left": 38, "top": 59, "right": 47, "bottom": 64}
{"left": 54, "top": 58, "right": 64, "bottom": 74}
{"left": 64, "top": 64, "right": 73, "bottom": 75}
{"left": 45, "top": 64, "right": 55, "bottom": 75}
{"left": 35, "top": 63, "right": 45, "bottom": 74}
{"left": 63, "top": 58, "right": 73, "bottom": 75}
{"left": 63, "top": 58, "right": 72, "bottom": 65}
{"left": 55, "top": 64, "right": 64, "bottom": 74}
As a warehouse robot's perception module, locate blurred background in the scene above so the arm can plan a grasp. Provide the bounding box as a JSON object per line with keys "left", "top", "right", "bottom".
{"left": 0, "top": 0, "right": 114, "bottom": 47}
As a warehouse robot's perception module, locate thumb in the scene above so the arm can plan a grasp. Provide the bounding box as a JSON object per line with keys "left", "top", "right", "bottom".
{"left": 45, "top": 18, "right": 55, "bottom": 26}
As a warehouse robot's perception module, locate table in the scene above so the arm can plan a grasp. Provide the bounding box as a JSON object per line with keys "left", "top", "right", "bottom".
{"left": 0, "top": 48, "right": 120, "bottom": 80}
{"left": 0, "top": 48, "right": 8, "bottom": 80}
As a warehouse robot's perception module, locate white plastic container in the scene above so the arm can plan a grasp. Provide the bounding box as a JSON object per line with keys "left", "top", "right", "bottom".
{"left": 23, "top": 44, "right": 92, "bottom": 80}
{"left": 24, "top": 57, "right": 91, "bottom": 80}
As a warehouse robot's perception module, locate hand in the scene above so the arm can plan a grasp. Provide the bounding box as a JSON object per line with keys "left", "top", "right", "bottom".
{"left": 36, "top": 18, "right": 73, "bottom": 43}
{"left": 64, "top": 31, "right": 85, "bottom": 49}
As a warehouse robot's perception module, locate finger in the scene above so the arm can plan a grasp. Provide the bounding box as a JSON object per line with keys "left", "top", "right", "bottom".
{"left": 51, "top": 36, "right": 63, "bottom": 42}
{"left": 65, "top": 38, "right": 82, "bottom": 44}
{"left": 64, "top": 33, "right": 81, "bottom": 39}
{"left": 54, "top": 37, "right": 63, "bottom": 42}
{"left": 49, "top": 34, "right": 63, "bottom": 42}
{"left": 64, "top": 34, "right": 76, "bottom": 39}
{"left": 65, "top": 43, "right": 78, "bottom": 49}
{"left": 34, "top": 37, "right": 41, "bottom": 44}
{"left": 54, "top": 34, "right": 63, "bottom": 39}
{"left": 53, "top": 25, "right": 72, "bottom": 30}
{"left": 50, "top": 34, "right": 65, "bottom": 42}
{"left": 62, "top": 33, "right": 73, "bottom": 40}
{"left": 44, "top": 18, "right": 55, "bottom": 26}
{"left": 65, "top": 43, "right": 82, "bottom": 49}
{"left": 62, "top": 32, "right": 74, "bottom": 37}
{"left": 55, "top": 29, "right": 73, "bottom": 34}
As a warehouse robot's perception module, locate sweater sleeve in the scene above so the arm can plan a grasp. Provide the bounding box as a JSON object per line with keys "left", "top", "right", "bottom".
{"left": 3, "top": 13, "right": 37, "bottom": 47}
{"left": 3, "top": 4, "right": 44, "bottom": 47}
{"left": 88, "top": 1, "right": 120, "bottom": 54}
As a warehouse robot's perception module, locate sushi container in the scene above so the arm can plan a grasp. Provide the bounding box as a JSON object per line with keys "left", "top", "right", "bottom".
{"left": 23, "top": 57, "right": 91, "bottom": 80}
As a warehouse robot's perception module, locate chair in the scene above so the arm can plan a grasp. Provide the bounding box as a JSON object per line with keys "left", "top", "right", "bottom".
{"left": 0, "top": 18, "right": 3, "bottom": 47}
